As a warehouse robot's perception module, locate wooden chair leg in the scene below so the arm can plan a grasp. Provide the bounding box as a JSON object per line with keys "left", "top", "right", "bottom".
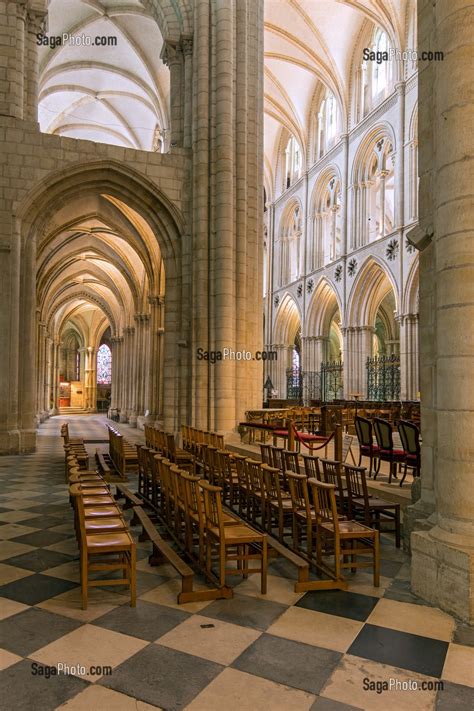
{"left": 81, "top": 549, "right": 88, "bottom": 610}
{"left": 130, "top": 546, "right": 137, "bottom": 606}
{"left": 219, "top": 543, "right": 226, "bottom": 588}
{"left": 373, "top": 530, "right": 380, "bottom": 587}
{"left": 261, "top": 538, "right": 267, "bottom": 594}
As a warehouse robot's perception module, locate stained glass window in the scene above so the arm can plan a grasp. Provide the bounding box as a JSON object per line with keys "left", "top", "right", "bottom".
{"left": 97, "top": 344, "right": 112, "bottom": 385}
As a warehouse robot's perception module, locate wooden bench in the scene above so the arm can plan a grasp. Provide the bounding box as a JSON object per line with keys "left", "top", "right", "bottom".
{"left": 107, "top": 425, "right": 138, "bottom": 478}
{"left": 95, "top": 450, "right": 111, "bottom": 476}
{"left": 132, "top": 506, "right": 233, "bottom": 604}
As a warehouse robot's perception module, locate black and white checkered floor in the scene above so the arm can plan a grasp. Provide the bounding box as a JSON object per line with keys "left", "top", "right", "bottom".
{"left": 0, "top": 415, "right": 472, "bottom": 710}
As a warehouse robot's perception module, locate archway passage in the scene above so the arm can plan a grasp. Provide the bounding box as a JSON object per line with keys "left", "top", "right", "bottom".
{"left": 18, "top": 161, "right": 185, "bottom": 448}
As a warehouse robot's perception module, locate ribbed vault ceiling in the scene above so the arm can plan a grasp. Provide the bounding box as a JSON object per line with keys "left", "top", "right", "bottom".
{"left": 39, "top": 0, "right": 170, "bottom": 150}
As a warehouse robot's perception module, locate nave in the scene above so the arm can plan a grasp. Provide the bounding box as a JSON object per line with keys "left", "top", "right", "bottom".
{"left": 0, "top": 415, "right": 472, "bottom": 711}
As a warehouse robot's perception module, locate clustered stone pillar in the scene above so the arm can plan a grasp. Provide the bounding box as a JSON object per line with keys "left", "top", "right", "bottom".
{"left": 190, "top": 0, "right": 264, "bottom": 433}
{"left": 343, "top": 326, "right": 374, "bottom": 398}
{"left": 399, "top": 313, "right": 419, "bottom": 401}
{"left": 409, "top": 0, "right": 474, "bottom": 623}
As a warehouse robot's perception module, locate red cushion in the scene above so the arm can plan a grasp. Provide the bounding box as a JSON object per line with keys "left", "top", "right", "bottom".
{"left": 380, "top": 448, "right": 405, "bottom": 457}
{"left": 274, "top": 430, "right": 288, "bottom": 436}
{"left": 360, "top": 444, "right": 379, "bottom": 452}
{"left": 406, "top": 453, "right": 419, "bottom": 461}
{"left": 297, "top": 433, "right": 326, "bottom": 442}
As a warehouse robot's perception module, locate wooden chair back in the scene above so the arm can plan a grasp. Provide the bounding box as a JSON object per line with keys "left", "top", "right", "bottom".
{"left": 355, "top": 416, "right": 373, "bottom": 448}
{"left": 302, "top": 455, "right": 321, "bottom": 479}
{"left": 398, "top": 420, "right": 420, "bottom": 456}
{"left": 373, "top": 417, "right": 393, "bottom": 451}
{"left": 320, "top": 459, "right": 346, "bottom": 512}
{"left": 287, "top": 471, "right": 311, "bottom": 518}
{"left": 308, "top": 477, "right": 339, "bottom": 532}
{"left": 199, "top": 480, "right": 225, "bottom": 537}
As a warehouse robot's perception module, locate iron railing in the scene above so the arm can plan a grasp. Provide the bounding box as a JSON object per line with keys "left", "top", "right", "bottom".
{"left": 366, "top": 354, "right": 401, "bottom": 401}
{"left": 321, "top": 359, "right": 344, "bottom": 401}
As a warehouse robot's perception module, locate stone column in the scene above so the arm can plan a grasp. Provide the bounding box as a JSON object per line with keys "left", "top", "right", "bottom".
{"left": 399, "top": 313, "right": 419, "bottom": 401}
{"left": 84, "top": 347, "right": 96, "bottom": 412}
{"left": 161, "top": 40, "right": 183, "bottom": 147}
{"left": 340, "top": 133, "right": 349, "bottom": 256}
{"left": 0, "top": 1, "right": 25, "bottom": 118}
{"left": 51, "top": 339, "right": 60, "bottom": 415}
{"left": 24, "top": 7, "right": 45, "bottom": 122}
{"left": 395, "top": 81, "right": 406, "bottom": 229}
{"left": 182, "top": 37, "right": 193, "bottom": 149}
{"left": 409, "top": 0, "right": 474, "bottom": 622}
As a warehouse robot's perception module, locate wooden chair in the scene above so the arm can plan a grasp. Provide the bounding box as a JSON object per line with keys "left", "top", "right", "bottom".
{"left": 76, "top": 493, "right": 136, "bottom": 609}
{"left": 283, "top": 450, "right": 300, "bottom": 475}
{"left": 245, "top": 459, "right": 266, "bottom": 528}
{"left": 373, "top": 418, "right": 405, "bottom": 484}
{"left": 234, "top": 454, "right": 250, "bottom": 517}
{"left": 307, "top": 478, "right": 379, "bottom": 587}
{"left": 302, "top": 455, "right": 320, "bottom": 479}
{"left": 344, "top": 464, "right": 401, "bottom": 547}
{"left": 199, "top": 480, "right": 267, "bottom": 593}
{"left": 286, "top": 471, "right": 316, "bottom": 558}
{"left": 398, "top": 420, "right": 421, "bottom": 486}
{"left": 262, "top": 464, "right": 292, "bottom": 542}
{"left": 354, "top": 416, "right": 379, "bottom": 477}
{"left": 320, "top": 458, "right": 348, "bottom": 516}
{"left": 259, "top": 444, "right": 273, "bottom": 465}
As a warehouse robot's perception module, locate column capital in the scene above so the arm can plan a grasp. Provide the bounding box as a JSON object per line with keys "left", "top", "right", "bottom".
{"left": 181, "top": 35, "right": 193, "bottom": 56}
{"left": 160, "top": 40, "right": 182, "bottom": 67}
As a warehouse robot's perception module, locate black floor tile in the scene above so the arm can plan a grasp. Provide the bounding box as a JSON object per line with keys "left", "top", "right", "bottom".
{"left": 16, "top": 516, "right": 67, "bottom": 530}
{"left": 296, "top": 590, "right": 379, "bottom": 622}
{"left": 100, "top": 643, "right": 223, "bottom": 709}
{"left": 0, "top": 607, "right": 81, "bottom": 656}
{"left": 92, "top": 600, "right": 190, "bottom": 642}
{"left": 436, "top": 681, "right": 474, "bottom": 710}
{"left": 202, "top": 594, "right": 287, "bottom": 631}
{"left": 384, "top": 579, "right": 427, "bottom": 606}
{"left": 10, "top": 530, "right": 71, "bottom": 548}
{"left": 311, "top": 697, "right": 363, "bottom": 710}
{"left": 348, "top": 624, "right": 449, "bottom": 677}
{"left": 2, "top": 549, "right": 74, "bottom": 572}
{"left": 233, "top": 633, "right": 341, "bottom": 695}
{"left": 0, "top": 660, "right": 89, "bottom": 711}
{"left": 0, "top": 573, "right": 78, "bottom": 605}
{"left": 452, "top": 622, "right": 474, "bottom": 648}
{"left": 379, "top": 559, "right": 404, "bottom": 578}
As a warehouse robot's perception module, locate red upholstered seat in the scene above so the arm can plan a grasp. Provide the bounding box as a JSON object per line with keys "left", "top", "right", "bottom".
{"left": 274, "top": 429, "right": 288, "bottom": 436}
{"left": 297, "top": 433, "right": 326, "bottom": 442}
{"left": 360, "top": 444, "right": 379, "bottom": 452}
{"left": 380, "top": 448, "right": 405, "bottom": 457}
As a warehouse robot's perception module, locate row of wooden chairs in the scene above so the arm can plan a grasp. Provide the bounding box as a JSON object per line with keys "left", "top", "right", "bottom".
{"left": 107, "top": 424, "right": 138, "bottom": 478}
{"left": 355, "top": 416, "right": 421, "bottom": 485}
{"left": 136, "top": 447, "right": 267, "bottom": 592}
{"left": 192, "top": 446, "right": 380, "bottom": 586}
{"left": 181, "top": 425, "right": 225, "bottom": 457}
{"left": 66, "top": 451, "right": 136, "bottom": 609}
{"left": 144, "top": 426, "right": 195, "bottom": 471}
{"left": 61, "top": 424, "right": 89, "bottom": 470}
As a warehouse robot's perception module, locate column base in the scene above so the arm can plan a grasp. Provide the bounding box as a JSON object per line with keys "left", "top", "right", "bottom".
{"left": 128, "top": 413, "right": 138, "bottom": 427}
{"left": 403, "top": 481, "right": 436, "bottom": 551}
{"left": 119, "top": 413, "right": 128, "bottom": 423}
{"left": 411, "top": 527, "right": 474, "bottom": 623}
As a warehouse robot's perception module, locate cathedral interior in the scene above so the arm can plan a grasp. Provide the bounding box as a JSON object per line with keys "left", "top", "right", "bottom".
{"left": 0, "top": 1, "right": 472, "bottom": 709}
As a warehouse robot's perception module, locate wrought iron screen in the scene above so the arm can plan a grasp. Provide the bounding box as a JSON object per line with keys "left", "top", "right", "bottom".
{"left": 302, "top": 371, "right": 322, "bottom": 403}
{"left": 366, "top": 354, "right": 401, "bottom": 400}
{"left": 321, "top": 359, "right": 344, "bottom": 401}
{"left": 286, "top": 367, "right": 302, "bottom": 401}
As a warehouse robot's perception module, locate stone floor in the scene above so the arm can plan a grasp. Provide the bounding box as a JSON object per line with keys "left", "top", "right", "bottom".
{"left": 0, "top": 415, "right": 472, "bottom": 711}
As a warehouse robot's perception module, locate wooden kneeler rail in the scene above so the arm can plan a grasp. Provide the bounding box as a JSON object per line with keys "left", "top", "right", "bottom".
{"left": 266, "top": 536, "right": 348, "bottom": 592}
{"left": 132, "top": 506, "right": 233, "bottom": 604}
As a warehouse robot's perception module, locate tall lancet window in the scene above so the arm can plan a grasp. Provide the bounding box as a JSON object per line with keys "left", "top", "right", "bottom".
{"left": 97, "top": 344, "right": 112, "bottom": 385}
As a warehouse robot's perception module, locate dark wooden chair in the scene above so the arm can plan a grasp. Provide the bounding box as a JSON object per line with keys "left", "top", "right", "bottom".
{"left": 286, "top": 471, "right": 317, "bottom": 559}
{"left": 398, "top": 420, "right": 421, "bottom": 486}
{"left": 354, "top": 416, "right": 379, "bottom": 476}
{"left": 344, "top": 463, "right": 401, "bottom": 547}
{"left": 373, "top": 418, "right": 405, "bottom": 484}
{"left": 262, "top": 464, "right": 293, "bottom": 542}
{"left": 302, "top": 455, "right": 320, "bottom": 479}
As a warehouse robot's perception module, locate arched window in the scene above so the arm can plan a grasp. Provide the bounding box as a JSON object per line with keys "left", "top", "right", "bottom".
{"left": 285, "top": 136, "right": 302, "bottom": 189}
{"left": 360, "top": 28, "right": 392, "bottom": 117}
{"left": 367, "top": 139, "right": 395, "bottom": 242}
{"left": 313, "top": 176, "right": 341, "bottom": 267}
{"left": 97, "top": 344, "right": 112, "bottom": 385}
{"left": 317, "top": 91, "right": 338, "bottom": 158}
{"left": 373, "top": 30, "right": 389, "bottom": 98}
{"left": 279, "top": 203, "right": 302, "bottom": 285}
